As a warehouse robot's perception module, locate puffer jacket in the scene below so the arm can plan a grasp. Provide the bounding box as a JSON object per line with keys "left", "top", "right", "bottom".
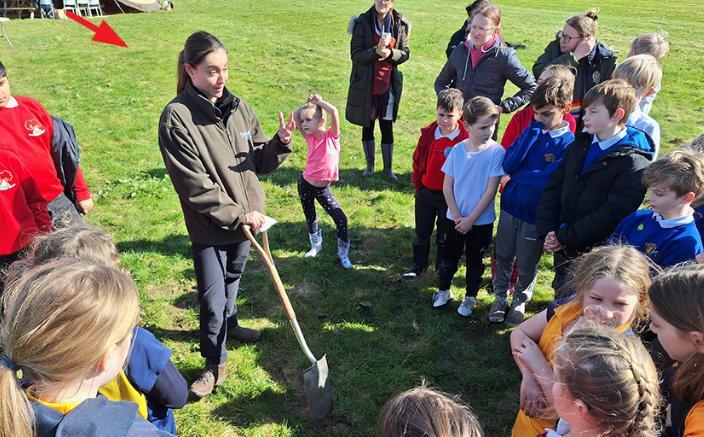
{"left": 536, "top": 127, "right": 655, "bottom": 251}
{"left": 158, "top": 81, "right": 291, "bottom": 245}
{"left": 434, "top": 39, "right": 536, "bottom": 113}
{"left": 345, "top": 7, "right": 410, "bottom": 127}
{"left": 533, "top": 38, "right": 617, "bottom": 125}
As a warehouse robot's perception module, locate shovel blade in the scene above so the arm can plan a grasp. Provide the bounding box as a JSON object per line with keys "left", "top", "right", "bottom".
{"left": 302, "top": 354, "right": 333, "bottom": 421}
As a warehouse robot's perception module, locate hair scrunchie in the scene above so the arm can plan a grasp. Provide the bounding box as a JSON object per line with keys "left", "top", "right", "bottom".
{"left": 0, "top": 354, "right": 19, "bottom": 372}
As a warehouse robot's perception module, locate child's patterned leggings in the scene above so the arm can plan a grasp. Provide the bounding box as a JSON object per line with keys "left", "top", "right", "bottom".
{"left": 297, "top": 175, "right": 348, "bottom": 242}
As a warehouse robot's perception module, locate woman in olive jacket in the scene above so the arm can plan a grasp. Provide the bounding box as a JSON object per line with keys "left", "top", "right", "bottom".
{"left": 345, "top": 0, "right": 410, "bottom": 180}
{"left": 158, "top": 31, "right": 294, "bottom": 398}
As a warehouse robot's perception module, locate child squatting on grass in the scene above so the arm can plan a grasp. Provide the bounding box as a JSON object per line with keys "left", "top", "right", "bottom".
{"left": 509, "top": 245, "right": 652, "bottom": 436}
{"left": 544, "top": 323, "right": 661, "bottom": 437}
{"left": 0, "top": 258, "right": 171, "bottom": 437}
{"left": 293, "top": 94, "right": 351, "bottom": 269}
{"left": 405, "top": 88, "right": 468, "bottom": 279}
{"left": 5, "top": 225, "right": 189, "bottom": 434}
{"left": 432, "top": 96, "right": 505, "bottom": 317}
{"left": 649, "top": 264, "right": 704, "bottom": 436}
{"left": 378, "top": 385, "right": 484, "bottom": 437}
{"left": 609, "top": 149, "right": 704, "bottom": 268}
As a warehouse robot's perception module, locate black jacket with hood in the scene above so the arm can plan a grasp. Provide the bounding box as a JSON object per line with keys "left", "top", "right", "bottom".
{"left": 435, "top": 38, "right": 536, "bottom": 113}
{"left": 536, "top": 127, "right": 655, "bottom": 252}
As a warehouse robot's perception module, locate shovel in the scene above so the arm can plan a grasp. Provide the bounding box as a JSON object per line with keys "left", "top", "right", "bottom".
{"left": 242, "top": 223, "right": 333, "bottom": 421}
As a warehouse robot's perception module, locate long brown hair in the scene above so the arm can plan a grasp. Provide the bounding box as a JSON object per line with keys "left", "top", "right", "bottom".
{"left": 554, "top": 323, "right": 661, "bottom": 436}
{"left": 649, "top": 264, "right": 704, "bottom": 403}
{"left": 0, "top": 259, "right": 140, "bottom": 437}
{"left": 176, "top": 31, "right": 226, "bottom": 94}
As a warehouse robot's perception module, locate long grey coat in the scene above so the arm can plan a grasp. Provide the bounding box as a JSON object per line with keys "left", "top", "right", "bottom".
{"left": 345, "top": 7, "right": 410, "bottom": 127}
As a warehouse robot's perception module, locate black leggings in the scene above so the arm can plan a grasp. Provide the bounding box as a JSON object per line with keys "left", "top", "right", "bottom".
{"left": 361, "top": 119, "right": 394, "bottom": 144}
{"left": 297, "top": 175, "right": 349, "bottom": 242}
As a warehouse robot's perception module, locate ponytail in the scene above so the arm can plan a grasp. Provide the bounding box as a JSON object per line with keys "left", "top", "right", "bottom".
{"left": 0, "top": 259, "right": 140, "bottom": 437}
{"left": 175, "top": 31, "right": 226, "bottom": 95}
{"left": 0, "top": 360, "right": 34, "bottom": 437}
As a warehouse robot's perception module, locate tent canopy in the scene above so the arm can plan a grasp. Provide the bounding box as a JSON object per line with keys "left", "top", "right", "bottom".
{"left": 114, "top": 0, "right": 163, "bottom": 12}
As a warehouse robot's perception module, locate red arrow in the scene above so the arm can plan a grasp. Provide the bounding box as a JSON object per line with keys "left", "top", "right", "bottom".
{"left": 65, "top": 11, "right": 127, "bottom": 48}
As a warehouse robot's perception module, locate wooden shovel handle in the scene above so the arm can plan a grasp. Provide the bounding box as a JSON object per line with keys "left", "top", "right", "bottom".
{"left": 242, "top": 225, "right": 298, "bottom": 322}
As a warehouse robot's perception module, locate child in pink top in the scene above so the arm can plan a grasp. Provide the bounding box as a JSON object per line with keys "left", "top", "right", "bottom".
{"left": 294, "top": 95, "right": 351, "bottom": 269}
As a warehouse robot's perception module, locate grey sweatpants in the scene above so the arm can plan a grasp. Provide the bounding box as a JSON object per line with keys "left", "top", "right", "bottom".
{"left": 493, "top": 209, "right": 543, "bottom": 302}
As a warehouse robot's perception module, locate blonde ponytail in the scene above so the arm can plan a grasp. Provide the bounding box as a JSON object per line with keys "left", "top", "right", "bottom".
{"left": 0, "top": 259, "right": 139, "bottom": 436}
{"left": 0, "top": 362, "right": 34, "bottom": 437}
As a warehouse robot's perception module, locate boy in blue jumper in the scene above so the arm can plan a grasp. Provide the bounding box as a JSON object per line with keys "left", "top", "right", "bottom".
{"left": 609, "top": 149, "right": 704, "bottom": 268}
{"left": 536, "top": 79, "right": 655, "bottom": 297}
{"left": 488, "top": 78, "right": 575, "bottom": 325}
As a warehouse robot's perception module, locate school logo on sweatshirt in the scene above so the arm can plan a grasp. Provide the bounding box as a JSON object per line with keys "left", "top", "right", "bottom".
{"left": 645, "top": 242, "right": 658, "bottom": 256}
{"left": 0, "top": 170, "right": 16, "bottom": 191}
{"left": 544, "top": 153, "right": 555, "bottom": 162}
{"left": 24, "top": 118, "right": 46, "bottom": 137}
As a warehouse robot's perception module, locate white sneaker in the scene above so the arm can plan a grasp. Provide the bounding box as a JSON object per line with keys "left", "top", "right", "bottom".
{"left": 457, "top": 296, "right": 477, "bottom": 317}
{"left": 432, "top": 289, "right": 452, "bottom": 308}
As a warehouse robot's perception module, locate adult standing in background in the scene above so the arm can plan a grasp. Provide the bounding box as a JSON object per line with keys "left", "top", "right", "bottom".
{"left": 532, "top": 9, "right": 616, "bottom": 130}
{"left": 434, "top": 5, "right": 536, "bottom": 140}
{"left": 158, "top": 31, "right": 294, "bottom": 398}
{"left": 445, "top": 0, "right": 494, "bottom": 59}
{"left": 346, "top": 0, "right": 410, "bottom": 180}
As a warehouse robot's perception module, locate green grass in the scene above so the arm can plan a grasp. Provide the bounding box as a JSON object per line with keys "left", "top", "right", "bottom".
{"left": 3, "top": 1, "right": 703, "bottom": 435}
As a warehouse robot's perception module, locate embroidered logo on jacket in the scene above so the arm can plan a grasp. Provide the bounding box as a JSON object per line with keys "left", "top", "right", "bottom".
{"left": 24, "top": 118, "right": 46, "bottom": 137}
{"left": 645, "top": 242, "right": 657, "bottom": 256}
{"left": 0, "top": 170, "right": 16, "bottom": 190}
{"left": 544, "top": 153, "right": 555, "bottom": 162}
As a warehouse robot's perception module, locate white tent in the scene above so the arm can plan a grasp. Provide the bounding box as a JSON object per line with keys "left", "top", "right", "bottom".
{"left": 113, "top": 0, "right": 164, "bottom": 12}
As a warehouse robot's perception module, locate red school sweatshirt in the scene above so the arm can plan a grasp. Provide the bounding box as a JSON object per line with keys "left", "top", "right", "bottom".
{"left": 0, "top": 96, "right": 91, "bottom": 203}
{"left": 0, "top": 149, "right": 51, "bottom": 255}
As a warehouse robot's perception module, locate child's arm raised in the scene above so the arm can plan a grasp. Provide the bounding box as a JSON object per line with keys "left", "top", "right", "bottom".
{"left": 310, "top": 95, "right": 340, "bottom": 138}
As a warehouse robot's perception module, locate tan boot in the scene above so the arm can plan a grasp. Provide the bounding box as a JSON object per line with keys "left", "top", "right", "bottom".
{"left": 227, "top": 325, "right": 261, "bottom": 343}
{"left": 189, "top": 363, "right": 228, "bottom": 398}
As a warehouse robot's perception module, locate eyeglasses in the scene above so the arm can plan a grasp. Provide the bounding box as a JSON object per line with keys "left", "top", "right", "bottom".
{"left": 556, "top": 30, "right": 581, "bottom": 43}
{"left": 469, "top": 25, "right": 496, "bottom": 33}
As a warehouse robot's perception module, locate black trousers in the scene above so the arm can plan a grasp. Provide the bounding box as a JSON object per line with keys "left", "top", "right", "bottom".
{"left": 413, "top": 186, "right": 448, "bottom": 270}
{"left": 297, "top": 175, "right": 348, "bottom": 241}
{"left": 192, "top": 240, "right": 250, "bottom": 365}
{"left": 438, "top": 220, "right": 493, "bottom": 298}
{"left": 361, "top": 118, "right": 394, "bottom": 144}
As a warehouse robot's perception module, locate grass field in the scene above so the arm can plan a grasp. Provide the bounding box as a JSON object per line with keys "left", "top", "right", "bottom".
{"left": 2, "top": 0, "right": 703, "bottom": 435}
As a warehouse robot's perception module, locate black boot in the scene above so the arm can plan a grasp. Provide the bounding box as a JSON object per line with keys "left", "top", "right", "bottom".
{"left": 381, "top": 143, "right": 397, "bottom": 180}
{"left": 362, "top": 140, "right": 375, "bottom": 176}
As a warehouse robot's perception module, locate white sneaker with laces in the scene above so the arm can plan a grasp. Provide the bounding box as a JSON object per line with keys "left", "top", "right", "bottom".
{"left": 457, "top": 296, "right": 477, "bottom": 317}
{"left": 432, "top": 289, "right": 452, "bottom": 308}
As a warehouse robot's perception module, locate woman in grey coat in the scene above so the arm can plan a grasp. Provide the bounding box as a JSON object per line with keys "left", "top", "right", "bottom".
{"left": 435, "top": 5, "right": 535, "bottom": 139}
{"left": 345, "top": 0, "right": 410, "bottom": 180}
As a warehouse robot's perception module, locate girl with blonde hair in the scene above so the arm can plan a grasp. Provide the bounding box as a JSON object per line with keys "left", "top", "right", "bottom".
{"left": 0, "top": 259, "right": 170, "bottom": 437}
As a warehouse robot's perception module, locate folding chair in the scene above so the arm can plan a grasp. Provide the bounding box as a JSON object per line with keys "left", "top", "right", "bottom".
{"left": 87, "top": 0, "right": 102, "bottom": 16}
{"left": 63, "top": 0, "right": 78, "bottom": 14}
{"left": 76, "top": 0, "right": 90, "bottom": 16}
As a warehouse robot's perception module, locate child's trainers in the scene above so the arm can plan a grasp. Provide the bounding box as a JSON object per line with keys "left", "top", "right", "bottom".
{"left": 457, "top": 296, "right": 477, "bottom": 317}
{"left": 432, "top": 289, "right": 452, "bottom": 308}
{"left": 487, "top": 296, "right": 508, "bottom": 323}
{"left": 506, "top": 301, "right": 526, "bottom": 326}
